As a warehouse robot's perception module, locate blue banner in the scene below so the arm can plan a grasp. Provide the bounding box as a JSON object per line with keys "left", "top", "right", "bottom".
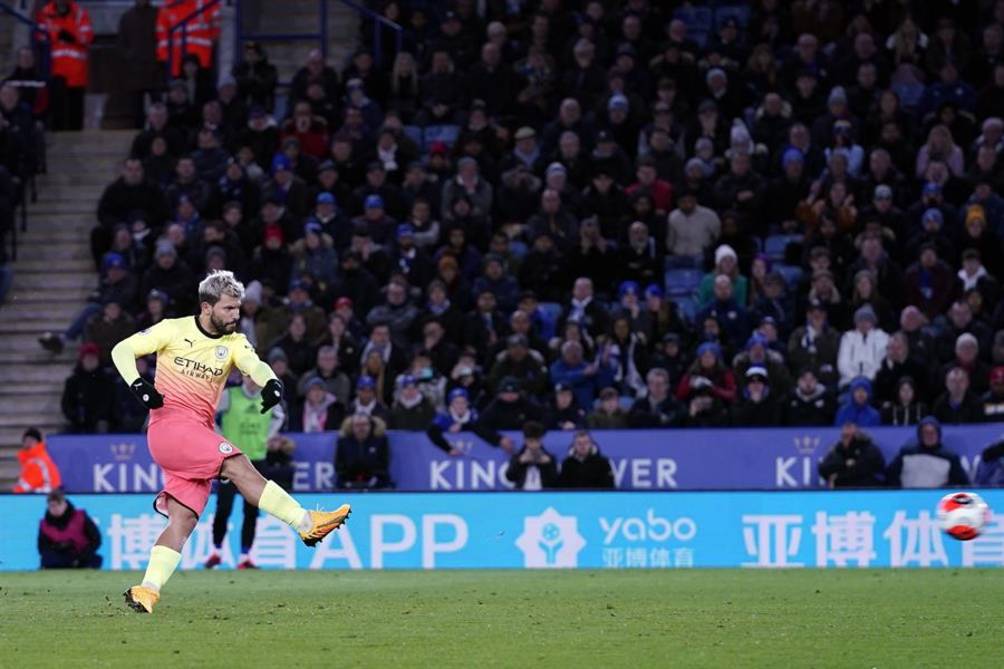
{"left": 46, "top": 425, "right": 1004, "bottom": 493}
{"left": 3, "top": 491, "right": 1003, "bottom": 571}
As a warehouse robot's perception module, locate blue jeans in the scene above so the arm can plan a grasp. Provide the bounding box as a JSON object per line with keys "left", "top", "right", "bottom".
{"left": 64, "top": 302, "right": 102, "bottom": 341}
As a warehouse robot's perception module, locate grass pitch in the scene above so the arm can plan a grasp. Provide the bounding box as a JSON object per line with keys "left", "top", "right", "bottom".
{"left": 1, "top": 569, "right": 1002, "bottom": 668}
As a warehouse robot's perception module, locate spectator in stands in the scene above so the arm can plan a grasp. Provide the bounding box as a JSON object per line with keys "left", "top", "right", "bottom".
{"left": 629, "top": 367, "right": 682, "bottom": 428}
{"left": 61, "top": 342, "right": 114, "bottom": 434}
{"left": 505, "top": 421, "right": 558, "bottom": 491}
{"left": 38, "top": 491, "right": 102, "bottom": 568}
{"left": 487, "top": 334, "right": 548, "bottom": 399}
{"left": 587, "top": 387, "right": 629, "bottom": 429}
{"left": 886, "top": 416, "right": 969, "bottom": 488}
{"left": 558, "top": 430, "right": 615, "bottom": 489}
{"left": 83, "top": 300, "right": 134, "bottom": 365}
{"left": 389, "top": 374, "right": 435, "bottom": 430}
{"left": 976, "top": 439, "right": 1004, "bottom": 487}
{"left": 881, "top": 376, "right": 927, "bottom": 426}
{"left": 117, "top": 0, "right": 160, "bottom": 128}
{"left": 296, "top": 345, "right": 350, "bottom": 407}
{"left": 549, "top": 340, "right": 612, "bottom": 413}
{"left": 93, "top": 159, "right": 168, "bottom": 265}
{"left": 784, "top": 368, "right": 836, "bottom": 426}
{"left": 731, "top": 366, "right": 782, "bottom": 427}
{"left": 834, "top": 376, "right": 881, "bottom": 428}
{"left": 427, "top": 387, "right": 511, "bottom": 455}
{"left": 818, "top": 423, "right": 886, "bottom": 488}
{"left": 676, "top": 342, "right": 737, "bottom": 405}
{"left": 335, "top": 413, "right": 391, "bottom": 489}
{"left": 696, "top": 274, "right": 749, "bottom": 351}
{"left": 37, "top": 0, "right": 93, "bottom": 131}
{"left": 837, "top": 305, "right": 889, "bottom": 388}
{"left": 480, "top": 377, "right": 543, "bottom": 431}
{"left": 233, "top": 41, "right": 278, "bottom": 112}
{"left": 542, "top": 382, "right": 586, "bottom": 431}
{"left": 932, "top": 367, "right": 983, "bottom": 424}
{"left": 733, "top": 332, "right": 791, "bottom": 398}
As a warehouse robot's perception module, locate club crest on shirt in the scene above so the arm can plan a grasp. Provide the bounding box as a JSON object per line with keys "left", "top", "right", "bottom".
{"left": 215, "top": 345, "right": 228, "bottom": 360}
{"left": 218, "top": 441, "right": 234, "bottom": 454}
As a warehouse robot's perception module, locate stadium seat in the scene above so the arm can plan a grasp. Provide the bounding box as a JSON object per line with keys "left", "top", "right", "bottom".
{"left": 665, "top": 269, "right": 703, "bottom": 297}
{"left": 774, "top": 264, "right": 804, "bottom": 288}
{"left": 537, "top": 302, "right": 562, "bottom": 340}
{"left": 672, "top": 5, "right": 712, "bottom": 47}
{"left": 673, "top": 296, "right": 698, "bottom": 323}
{"left": 764, "top": 234, "right": 802, "bottom": 262}
{"left": 714, "top": 4, "right": 751, "bottom": 29}
{"left": 423, "top": 124, "right": 461, "bottom": 149}
{"left": 403, "top": 125, "right": 424, "bottom": 153}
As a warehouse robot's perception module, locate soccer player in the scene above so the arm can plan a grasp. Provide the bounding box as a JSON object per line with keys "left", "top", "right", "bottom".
{"left": 111, "top": 270, "right": 350, "bottom": 613}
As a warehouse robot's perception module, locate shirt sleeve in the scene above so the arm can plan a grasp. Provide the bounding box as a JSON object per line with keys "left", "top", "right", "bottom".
{"left": 111, "top": 319, "right": 175, "bottom": 385}
{"left": 231, "top": 334, "right": 277, "bottom": 387}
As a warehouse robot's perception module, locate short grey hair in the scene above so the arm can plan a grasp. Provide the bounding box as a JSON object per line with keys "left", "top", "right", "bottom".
{"left": 198, "top": 270, "right": 245, "bottom": 305}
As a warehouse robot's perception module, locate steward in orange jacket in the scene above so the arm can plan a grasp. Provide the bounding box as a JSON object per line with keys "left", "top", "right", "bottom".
{"left": 156, "top": 0, "right": 220, "bottom": 77}
{"left": 36, "top": 0, "right": 93, "bottom": 88}
{"left": 14, "top": 428, "right": 62, "bottom": 494}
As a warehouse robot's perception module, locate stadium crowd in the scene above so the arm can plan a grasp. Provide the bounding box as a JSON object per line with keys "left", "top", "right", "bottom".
{"left": 31, "top": 1, "right": 1004, "bottom": 453}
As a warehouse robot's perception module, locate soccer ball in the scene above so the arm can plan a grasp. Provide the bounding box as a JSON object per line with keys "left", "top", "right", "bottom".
{"left": 936, "top": 492, "right": 991, "bottom": 541}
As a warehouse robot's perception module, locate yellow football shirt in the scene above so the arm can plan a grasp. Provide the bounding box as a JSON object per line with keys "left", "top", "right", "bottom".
{"left": 112, "top": 316, "right": 275, "bottom": 426}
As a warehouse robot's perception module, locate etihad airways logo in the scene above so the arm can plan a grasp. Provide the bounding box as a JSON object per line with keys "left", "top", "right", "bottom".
{"left": 173, "top": 356, "right": 225, "bottom": 378}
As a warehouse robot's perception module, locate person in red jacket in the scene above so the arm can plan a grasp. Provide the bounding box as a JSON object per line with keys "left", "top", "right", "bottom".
{"left": 36, "top": 0, "right": 93, "bottom": 130}
{"left": 14, "top": 428, "right": 62, "bottom": 493}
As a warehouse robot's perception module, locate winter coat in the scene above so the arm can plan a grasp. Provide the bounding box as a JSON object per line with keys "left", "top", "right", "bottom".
{"left": 117, "top": 3, "right": 160, "bottom": 92}
{"left": 558, "top": 444, "right": 615, "bottom": 489}
{"left": 834, "top": 377, "right": 882, "bottom": 427}
{"left": 837, "top": 328, "right": 890, "bottom": 387}
{"left": 784, "top": 385, "right": 836, "bottom": 426}
{"left": 505, "top": 446, "right": 559, "bottom": 490}
{"left": 389, "top": 398, "right": 436, "bottom": 430}
{"left": 479, "top": 397, "right": 543, "bottom": 432}
{"left": 61, "top": 365, "right": 115, "bottom": 432}
{"left": 932, "top": 391, "right": 984, "bottom": 424}
{"left": 335, "top": 416, "right": 390, "bottom": 488}
{"left": 586, "top": 409, "right": 630, "bottom": 429}
{"left": 886, "top": 418, "right": 970, "bottom": 488}
{"left": 788, "top": 324, "right": 841, "bottom": 386}
{"left": 731, "top": 394, "right": 782, "bottom": 427}
{"left": 818, "top": 436, "right": 886, "bottom": 487}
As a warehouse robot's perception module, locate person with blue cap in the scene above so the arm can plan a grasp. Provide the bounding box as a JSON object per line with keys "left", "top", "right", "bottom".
{"left": 262, "top": 151, "right": 310, "bottom": 219}
{"left": 39, "top": 251, "right": 139, "bottom": 354}
{"left": 426, "top": 386, "right": 512, "bottom": 455}
{"left": 346, "top": 374, "right": 390, "bottom": 422}
{"left": 732, "top": 332, "right": 793, "bottom": 397}
{"left": 676, "top": 341, "right": 738, "bottom": 404}
{"left": 289, "top": 219, "right": 338, "bottom": 293}
{"left": 389, "top": 374, "right": 436, "bottom": 430}
{"left": 389, "top": 222, "right": 434, "bottom": 289}
{"left": 351, "top": 191, "right": 397, "bottom": 245}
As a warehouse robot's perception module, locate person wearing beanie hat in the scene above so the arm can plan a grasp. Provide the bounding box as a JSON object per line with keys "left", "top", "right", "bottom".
{"left": 60, "top": 340, "right": 115, "bottom": 434}
{"left": 837, "top": 304, "right": 889, "bottom": 388}
{"left": 886, "top": 415, "right": 969, "bottom": 488}
{"left": 675, "top": 341, "right": 737, "bottom": 406}
{"left": 697, "top": 244, "right": 748, "bottom": 308}
{"left": 426, "top": 384, "right": 512, "bottom": 455}
{"left": 730, "top": 364, "right": 782, "bottom": 427}
{"left": 14, "top": 427, "right": 62, "bottom": 494}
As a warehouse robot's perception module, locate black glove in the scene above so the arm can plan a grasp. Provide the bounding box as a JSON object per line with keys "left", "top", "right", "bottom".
{"left": 260, "top": 378, "right": 283, "bottom": 414}
{"left": 130, "top": 378, "right": 164, "bottom": 409}
{"left": 58, "top": 29, "right": 76, "bottom": 44}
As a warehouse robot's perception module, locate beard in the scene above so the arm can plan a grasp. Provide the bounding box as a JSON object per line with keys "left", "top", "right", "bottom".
{"left": 210, "top": 312, "right": 238, "bottom": 334}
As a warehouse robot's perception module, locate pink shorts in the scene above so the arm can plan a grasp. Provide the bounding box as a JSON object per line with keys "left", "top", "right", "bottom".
{"left": 147, "top": 418, "right": 242, "bottom": 518}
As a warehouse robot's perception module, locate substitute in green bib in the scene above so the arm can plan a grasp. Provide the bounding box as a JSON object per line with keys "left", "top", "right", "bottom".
{"left": 206, "top": 376, "right": 286, "bottom": 569}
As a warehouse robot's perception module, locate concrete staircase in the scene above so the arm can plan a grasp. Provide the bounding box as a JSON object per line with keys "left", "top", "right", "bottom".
{"left": 0, "top": 129, "right": 134, "bottom": 488}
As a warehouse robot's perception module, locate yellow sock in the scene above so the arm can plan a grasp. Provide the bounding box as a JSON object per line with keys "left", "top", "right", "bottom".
{"left": 258, "top": 480, "right": 309, "bottom": 530}
{"left": 141, "top": 545, "right": 181, "bottom": 592}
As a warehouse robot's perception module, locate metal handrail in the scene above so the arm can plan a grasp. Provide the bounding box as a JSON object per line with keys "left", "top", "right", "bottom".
{"left": 0, "top": 0, "right": 51, "bottom": 76}
{"left": 166, "top": 0, "right": 225, "bottom": 78}
{"left": 337, "top": 0, "right": 402, "bottom": 68}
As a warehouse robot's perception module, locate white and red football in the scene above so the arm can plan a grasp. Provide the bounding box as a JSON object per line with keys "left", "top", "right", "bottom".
{"left": 936, "top": 492, "right": 991, "bottom": 541}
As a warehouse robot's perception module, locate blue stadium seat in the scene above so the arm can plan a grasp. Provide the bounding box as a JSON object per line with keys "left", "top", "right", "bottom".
{"left": 672, "top": 5, "right": 712, "bottom": 47}
{"left": 424, "top": 124, "right": 461, "bottom": 149}
{"left": 403, "top": 125, "right": 424, "bottom": 153}
{"left": 764, "top": 234, "right": 802, "bottom": 261}
{"left": 714, "top": 4, "right": 751, "bottom": 29}
{"left": 537, "top": 302, "right": 563, "bottom": 341}
{"left": 774, "top": 264, "right": 804, "bottom": 288}
{"left": 665, "top": 269, "right": 703, "bottom": 296}
{"left": 674, "top": 296, "right": 698, "bottom": 324}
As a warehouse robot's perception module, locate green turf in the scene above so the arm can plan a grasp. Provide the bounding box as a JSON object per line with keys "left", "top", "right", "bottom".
{"left": 1, "top": 569, "right": 1002, "bottom": 668}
